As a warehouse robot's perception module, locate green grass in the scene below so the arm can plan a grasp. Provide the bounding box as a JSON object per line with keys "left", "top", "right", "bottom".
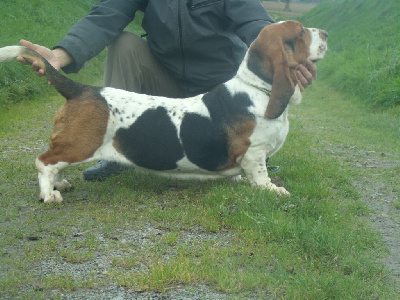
{"left": 0, "top": 0, "right": 399, "bottom": 298}
{"left": 299, "top": 0, "right": 400, "bottom": 112}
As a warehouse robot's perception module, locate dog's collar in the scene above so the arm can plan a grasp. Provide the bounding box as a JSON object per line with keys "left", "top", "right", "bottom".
{"left": 235, "top": 75, "right": 272, "bottom": 96}
{"left": 250, "top": 84, "right": 271, "bottom": 96}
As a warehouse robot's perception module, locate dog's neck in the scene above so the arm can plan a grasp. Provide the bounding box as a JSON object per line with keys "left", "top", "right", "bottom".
{"left": 236, "top": 52, "right": 272, "bottom": 94}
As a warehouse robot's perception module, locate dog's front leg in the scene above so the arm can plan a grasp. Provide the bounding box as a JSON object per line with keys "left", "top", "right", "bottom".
{"left": 35, "top": 158, "right": 66, "bottom": 203}
{"left": 241, "top": 150, "right": 290, "bottom": 196}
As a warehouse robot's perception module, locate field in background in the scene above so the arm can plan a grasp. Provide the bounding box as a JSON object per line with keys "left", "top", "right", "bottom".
{"left": 266, "top": 0, "right": 400, "bottom": 115}
{"left": 263, "top": 1, "right": 316, "bottom": 20}
{"left": 299, "top": 0, "right": 400, "bottom": 113}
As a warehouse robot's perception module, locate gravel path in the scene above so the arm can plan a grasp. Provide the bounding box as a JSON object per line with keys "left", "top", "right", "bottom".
{"left": 325, "top": 144, "right": 400, "bottom": 293}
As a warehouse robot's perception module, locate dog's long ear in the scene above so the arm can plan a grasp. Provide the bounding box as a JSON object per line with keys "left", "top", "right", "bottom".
{"left": 247, "top": 21, "right": 303, "bottom": 119}
{"left": 266, "top": 48, "right": 297, "bottom": 119}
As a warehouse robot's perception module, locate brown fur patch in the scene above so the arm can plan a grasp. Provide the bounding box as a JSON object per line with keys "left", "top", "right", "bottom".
{"left": 218, "top": 117, "right": 256, "bottom": 171}
{"left": 39, "top": 97, "right": 109, "bottom": 165}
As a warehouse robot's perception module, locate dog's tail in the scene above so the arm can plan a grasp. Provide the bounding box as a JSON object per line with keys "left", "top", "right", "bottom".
{"left": 0, "top": 45, "right": 85, "bottom": 100}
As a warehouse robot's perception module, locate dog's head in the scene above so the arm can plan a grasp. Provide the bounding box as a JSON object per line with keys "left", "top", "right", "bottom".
{"left": 247, "top": 21, "right": 328, "bottom": 119}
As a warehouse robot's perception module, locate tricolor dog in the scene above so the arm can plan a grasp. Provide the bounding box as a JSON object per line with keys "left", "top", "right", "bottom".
{"left": 0, "top": 21, "right": 327, "bottom": 203}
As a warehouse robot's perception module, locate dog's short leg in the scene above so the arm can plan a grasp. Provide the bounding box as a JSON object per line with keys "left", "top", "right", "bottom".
{"left": 241, "top": 151, "right": 290, "bottom": 196}
{"left": 35, "top": 158, "right": 68, "bottom": 203}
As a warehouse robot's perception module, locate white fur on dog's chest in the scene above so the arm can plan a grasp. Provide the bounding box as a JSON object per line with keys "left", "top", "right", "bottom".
{"left": 250, "top": 109, "right": 289, "bottom": 157}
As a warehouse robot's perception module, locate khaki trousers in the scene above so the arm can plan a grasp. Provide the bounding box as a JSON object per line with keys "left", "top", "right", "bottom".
{"left": 104, "top": 31, "right": 187, "bottom": 98}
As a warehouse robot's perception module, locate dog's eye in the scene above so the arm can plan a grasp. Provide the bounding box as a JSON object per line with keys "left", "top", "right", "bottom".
{"left": 300, "top": 28, "right": 305, "bottom": 37}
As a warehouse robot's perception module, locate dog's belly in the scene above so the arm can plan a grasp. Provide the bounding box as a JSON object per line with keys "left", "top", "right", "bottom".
{"left": 93, "top": 143, "right": 242, "bottom": 179}
{"left": 134, "top": 163, "right": 242, "bottom": 180}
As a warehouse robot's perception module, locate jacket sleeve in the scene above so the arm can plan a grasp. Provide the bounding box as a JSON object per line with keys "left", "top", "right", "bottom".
{"left": 55, "top": 0, "right": 147, "bottom": 73}
{"left": 225, "top": 0, "right": 275, "bottom": 47}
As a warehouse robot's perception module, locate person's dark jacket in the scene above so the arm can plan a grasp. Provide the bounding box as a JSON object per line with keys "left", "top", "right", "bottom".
{"left": 55, "top": 0, "right": 274, "bottom": 95}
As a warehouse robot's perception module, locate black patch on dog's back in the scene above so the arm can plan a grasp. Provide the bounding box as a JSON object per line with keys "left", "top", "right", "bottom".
{"left": 115, "top": 107, "right": 184, "bottom": 170}
{"left": 180, "top": 85, "right": 253, "bottom": 171}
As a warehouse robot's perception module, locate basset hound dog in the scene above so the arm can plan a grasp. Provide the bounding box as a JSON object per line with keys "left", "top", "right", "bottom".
{"left": 0, "top": 21, "right": 328, "bottom": 203}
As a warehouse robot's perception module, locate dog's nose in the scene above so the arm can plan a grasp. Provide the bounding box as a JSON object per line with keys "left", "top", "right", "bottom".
{"left": 323, "top": 31, "right": 328, "bottom": 38}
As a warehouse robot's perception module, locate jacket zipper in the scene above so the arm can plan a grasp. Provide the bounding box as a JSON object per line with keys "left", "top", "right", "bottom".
{"left": 178, "top": 0, "right": 186, "bottom": 80}
{"left": 189, "top": 0, "right": 222, "bottom": 10}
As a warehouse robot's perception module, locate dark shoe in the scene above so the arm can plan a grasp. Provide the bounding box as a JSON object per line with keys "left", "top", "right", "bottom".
{"left": 84, "top": 161, "right": 128, "bottom": 181}
{"left": 266, "top": 157, "right": 280, "bottom": 173}
{"left": 267, "top": 165, "right": 281, "bottom": 173}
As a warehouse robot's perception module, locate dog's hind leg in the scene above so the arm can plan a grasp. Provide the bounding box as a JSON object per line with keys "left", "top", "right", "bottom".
{"left": 35, "top": 158, "right": 69, "bottom": 203}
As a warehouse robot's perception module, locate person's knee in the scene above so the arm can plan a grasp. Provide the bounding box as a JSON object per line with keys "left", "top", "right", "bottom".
{"left": 108, "top": 31, "right": 144, "bottom": 58}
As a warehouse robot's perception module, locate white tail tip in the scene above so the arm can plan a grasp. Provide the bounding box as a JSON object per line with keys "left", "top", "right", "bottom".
{"left": 0, "top": 46, "right": 23, "bottom": 63}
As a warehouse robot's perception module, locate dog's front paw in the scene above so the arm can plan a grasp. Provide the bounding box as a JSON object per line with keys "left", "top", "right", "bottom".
{"left": 275, "top": 186, "right": 290, "bottom": 197}
{"left": 267, "top": 182, "right": 290, "bottom": 197}
{"left": 41, "top": 190, "right": 63, "bottom": 203}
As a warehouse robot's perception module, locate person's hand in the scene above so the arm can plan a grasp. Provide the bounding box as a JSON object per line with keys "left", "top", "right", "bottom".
{"left": 296, "top": 59, "right": 317, "bottom": 91}
{"left": 16, "top": 40, "right": 62, "bottom": 77}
